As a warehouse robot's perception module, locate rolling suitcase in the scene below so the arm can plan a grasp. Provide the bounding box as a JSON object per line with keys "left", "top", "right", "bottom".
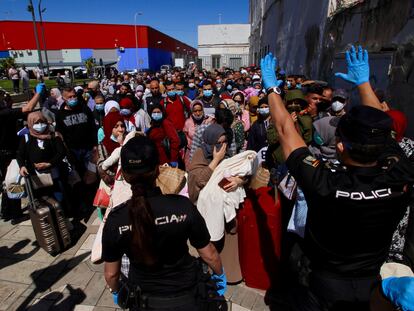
{"left": 25, "top": 176, "right": 71, "bottom": 255}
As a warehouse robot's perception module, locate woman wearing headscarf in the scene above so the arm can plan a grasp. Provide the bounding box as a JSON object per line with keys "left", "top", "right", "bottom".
{"left": 221, "top": 99, "right": 245, "bottom": 153}
{"left": 183, "top": 100, "right": 213, "bottom": 168}
{"left": 147, "top": 104, "right": 181, "bottom": 166}
{"left": 96, "top": 112, "right": 126, "bottom": 186}
{"left": 44, "top": 88, "right": 65, "bottom": 112}
{"left": 17, "top": 111, "right": 66, "bottom": 201}
{"left": 232, "top": 91, "right": 250, "bottom": 132}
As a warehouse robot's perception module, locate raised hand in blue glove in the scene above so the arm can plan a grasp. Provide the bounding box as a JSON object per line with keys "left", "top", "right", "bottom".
{"left": 211, "top": 270, "right": 227, "bottom": 296}
{"left": 382, "top": 276, "right": 414, "bottom": 311}
{"left": 260, "top": 53, "right": 283, "bottom": 89}
{"left": 35, "top": 83, "right": 45, "bottom": 94}
{"left": 335, "top": 45, "right": 369, "bottom": 85}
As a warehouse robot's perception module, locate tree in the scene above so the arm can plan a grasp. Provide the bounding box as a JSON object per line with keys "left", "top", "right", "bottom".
{"left": 84, "top": 57, "right": 96, "bottom": 78}
{"left": 0, "top": 57, "right": 17, "bottom": 78}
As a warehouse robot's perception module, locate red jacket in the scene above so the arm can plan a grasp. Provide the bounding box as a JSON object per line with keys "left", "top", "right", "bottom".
{"left": 162, "top": 96, "right": 191, "bottom": 131}
{"left": 148, "top": 119, "right": 180, "bottom": 164}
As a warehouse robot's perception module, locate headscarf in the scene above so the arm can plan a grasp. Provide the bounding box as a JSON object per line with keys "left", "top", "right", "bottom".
{"left": 27, "top": 111, "right": 51, "bottom": 140}
{"left": 232, "top": 91, "right": 246, "bottom": 106}
{"left": 104, "top": 100, "right": 120, "bottom": 116}
{"left": 201, "top": 124, "right": 226, "bottom": 160}
{"left": 190, "top": 100, "right": 205, "bottom": 125}
{"left": 50, "top": 88, "right": 61, "bottom": 99}
{"left": 103, "top": 111, "right": 124, "bottom": 154}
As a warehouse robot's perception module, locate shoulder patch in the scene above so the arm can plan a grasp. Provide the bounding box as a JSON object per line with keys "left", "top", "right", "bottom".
{"left": 303, "top": 155, "right": 320, "bottom": 167}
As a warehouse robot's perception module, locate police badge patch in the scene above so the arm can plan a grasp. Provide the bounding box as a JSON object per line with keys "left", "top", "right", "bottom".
{"left": 303, "top": 155, "right": 320, "bottom": 167}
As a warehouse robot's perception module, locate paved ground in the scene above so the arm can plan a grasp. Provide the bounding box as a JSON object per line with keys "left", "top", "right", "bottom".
{"left": 0, "top": 207, "right": 270, "bottom": 311}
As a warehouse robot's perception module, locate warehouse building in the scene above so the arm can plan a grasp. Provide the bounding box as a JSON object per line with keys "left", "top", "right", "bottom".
{"left": 198, "top": 24, "right": 250, "bottom": 71}
{"left": 0, "top": 20, "right": 197, "bottom": 72}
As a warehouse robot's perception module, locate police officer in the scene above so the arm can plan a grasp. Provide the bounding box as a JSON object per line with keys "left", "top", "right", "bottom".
{"left": 261, "top": 46, "right": 414, "bottom": 310}
{"left": 102, "top": 135, "right": 226, "bottom": 310}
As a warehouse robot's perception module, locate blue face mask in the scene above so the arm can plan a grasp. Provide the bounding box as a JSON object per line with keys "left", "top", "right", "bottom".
{"left": 95, "top": 104, "right": 104, "bottom": 111}
{"left": 176, "top": 90, "right": 185, "bottom": 96}
{"left": 227, "top": 85, "right": 232, "bottom": 91}
{"left": 296, "top": 83, "right": 302, "bottom": 89}
{"left": 120, "top": 108, "right": 131, "bottom": 116}
{"left": 216, "top": 79, "right": 222, "bottom": 84}
{"left": 203, "top": 90, "right": 213, "bottom": 97}
{"left": 152, "top": 112, "right": 163, "bottom": 121}
{"left": 33, "top": 123, "right": 47, "bottom": 133}
{"left": 258, "top": 107, "right": 270, "bottom": 115}
{"left": 110, "top": 134, "right": 118, "bottom": 143}
{"left": 286, "top": 81, "right": 292, "bottom": 89}
{"left": 167, "top": 90, "right": 176, "bottom": 97}
{"left": 67, "top": 99, "right": 78, "bottom": 107}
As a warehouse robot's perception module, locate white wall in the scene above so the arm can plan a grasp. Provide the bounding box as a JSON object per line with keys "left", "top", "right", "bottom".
{"left": 198, "top": 24, "right": 250, "bottom": 70}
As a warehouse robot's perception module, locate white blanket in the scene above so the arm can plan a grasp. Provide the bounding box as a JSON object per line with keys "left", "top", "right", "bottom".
{"left": 197, "top": 151, "right": 257, "bottom": 241}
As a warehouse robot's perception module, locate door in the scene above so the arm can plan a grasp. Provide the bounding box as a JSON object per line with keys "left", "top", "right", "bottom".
{"left": 212, "top": 55, "right": 221, "bottom": 69}
{"left": 229, "top": 57, "right": 242, "bottom": 70}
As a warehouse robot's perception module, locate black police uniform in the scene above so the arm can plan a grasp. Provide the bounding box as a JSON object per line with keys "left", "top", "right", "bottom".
{"left": 102, "top": 188, "right": 211, "bottom": 310}
{"left": 285, "top": 146, "right": 414, "bottom": 310}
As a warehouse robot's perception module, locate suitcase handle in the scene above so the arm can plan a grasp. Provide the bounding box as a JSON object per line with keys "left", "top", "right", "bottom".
{"left": 24, "top": 175, "right": 36, "bottom": 211}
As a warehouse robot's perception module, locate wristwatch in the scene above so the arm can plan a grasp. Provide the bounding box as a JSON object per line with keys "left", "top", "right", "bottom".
{"left": 266, "top": 86, "right": 282, "bottom": 95}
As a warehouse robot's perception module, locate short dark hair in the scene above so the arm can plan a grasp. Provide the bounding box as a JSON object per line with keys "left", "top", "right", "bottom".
{"left": 63, "top": 86, "right": 75, "bottom": 93}
{"left": 345, "top": 142, "right": 387, "bottom": 164}
{"left": 305, "top": 84, "right": 323, "bottom": 96}
{"left": 164, "top": 80, "right": 174, "bottom": 87}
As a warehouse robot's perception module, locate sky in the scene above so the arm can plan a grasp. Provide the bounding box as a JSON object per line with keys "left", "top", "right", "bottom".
{"left": 0, "top": 0, "right": 249, "bottom": 47}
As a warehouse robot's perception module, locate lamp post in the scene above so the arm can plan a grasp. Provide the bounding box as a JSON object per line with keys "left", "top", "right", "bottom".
{"left": 134, "top": 12, "right": 143, "bottom": 71}
{"left": 28, "top": 0, "right": 44, "bottom": 72}
{"left": 38, "top": 0, "right": 49, "bottom": 75}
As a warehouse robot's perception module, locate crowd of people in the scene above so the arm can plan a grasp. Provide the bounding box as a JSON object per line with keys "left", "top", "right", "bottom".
{"left": 0, "top": 44, "right": 413, "bottom": 311}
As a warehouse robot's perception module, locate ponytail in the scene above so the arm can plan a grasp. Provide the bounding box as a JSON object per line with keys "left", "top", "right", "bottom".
{"left": 127, "top": 173, "right": 157, "bottom": 265}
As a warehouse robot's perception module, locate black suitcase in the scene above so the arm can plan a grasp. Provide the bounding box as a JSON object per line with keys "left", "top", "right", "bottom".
{"left": 25, "top": 176, "right": 71, "bottom": 255}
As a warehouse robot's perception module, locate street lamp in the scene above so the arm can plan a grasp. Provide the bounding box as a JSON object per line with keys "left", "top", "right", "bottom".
{"left": 134, "top": 12, "right": 143, "bottom": 70}
{"left": 38, "top": 0, "right": 49, "bottom": 75}
{"left": 27, "top": 0, "right": 44, "bottom": 72}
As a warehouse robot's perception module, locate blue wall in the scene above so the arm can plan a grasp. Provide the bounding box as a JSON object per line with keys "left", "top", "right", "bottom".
{"left": 0, "top": 51, "right": 10, "bottom": 58}
{"left": 148, "top": 48, "right": 173, "bottom": 72}
{"left": 117, "top": 48, "right": 149, "bottom": 72}
{"left": 80, "top": 49, "right": 93, "bottom": 61}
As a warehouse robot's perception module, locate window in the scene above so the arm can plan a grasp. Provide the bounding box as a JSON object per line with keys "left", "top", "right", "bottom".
{"left": 212, "top": 55, "right": 221, "bottom": 69}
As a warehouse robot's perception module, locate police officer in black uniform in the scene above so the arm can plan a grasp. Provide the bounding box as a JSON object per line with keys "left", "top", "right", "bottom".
{"left": 102, "top": 135, "right": 226, "bottom": 310}
{"left": 261, "top": 46, "right": 414, "bottom": 310}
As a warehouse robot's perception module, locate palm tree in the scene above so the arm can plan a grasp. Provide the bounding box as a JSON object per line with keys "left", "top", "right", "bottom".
{"left": 84, "top": 57, "right": 95, "bottom": 78}
{"left": 0, "top": 57, "right": 17, "bottom": 78}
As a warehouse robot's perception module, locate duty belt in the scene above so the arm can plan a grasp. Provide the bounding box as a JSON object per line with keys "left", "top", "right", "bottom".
{"left": 139, "top": 292, "right": 195, "bottom": 309}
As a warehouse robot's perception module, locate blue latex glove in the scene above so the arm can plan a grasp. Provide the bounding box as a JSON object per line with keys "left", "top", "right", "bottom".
{"left": 97, "top": 127, "right": 105, "bottom": 144}
{"left": 382, "top": 276, "right": 414, "bottom": 311}
{"left": 211, "top": 271, "right": 227, "bottom": 296}
{"left": 35, "top": 83, "right": 45, "bottom": 94}
{"left": 169, "top": 162, "right": 178, "bottom": 168}
{"left": 112, "top": 292, "right": 119, "bottom": 306}
{"left": 260, "top": 53, "right": 283, "bottom": 89}
{"left": 335, "top": 45, "right": 369, "bottom": 85}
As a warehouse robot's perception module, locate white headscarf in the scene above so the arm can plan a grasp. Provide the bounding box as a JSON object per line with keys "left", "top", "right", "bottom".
{"left": 104, "top": 100, "right": 120, "bottom": 116}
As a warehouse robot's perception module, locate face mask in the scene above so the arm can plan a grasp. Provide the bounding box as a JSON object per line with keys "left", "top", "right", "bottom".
{"left": 258, "top": 107, "right": 270, "bottom": 115}
{"left": 216, "top": 79, "right": 222, "bottom": 84}
{"left": 286, "top": 81, "right": 292, "bottom": 89}
{"left": 331, "top": 101, "right": 345, "bottom": 113}
{"left": 189, "top": 83, "right": 195, "bottom": 88}
{"left": 227, "top": 79, "right": 233, "bottom": 84}
{"left": 136, "top": 91, "right": 143, "bottom": 97}
{"left": 110, "top": 134, "right": 118, "bottom": 143}
{"left": 67, "top": 99, "right": 78, "bottom": 107}
{"left": 152, "top": 112, "right": 163, "bottom": 121}
{"left": 227, "top": 85, "right": 232, "bottom": 91}
{"left": 216, "top": 86, "right": 222, "bottom": 91}
{"left": 102, "top": 90, "right": 108, "bottom": 96}
{"left": 192, "top": 114, "right": 204, "bottom": 121}
{"left": 203, "top": 90, "right": 213, "bottom": 97}
{"left": 120, "top": 108, "right": 131, "bottom": 116}
{"left": 167, "top": 90, "right": 176, "bottom": 97}
{"left": 95, "top": 104, "right": 104, "bottom": 111}
{"left": 296, "top": 84, "right": 302, "bottom": 89}
{"left": 33, "top": 123, "right": 47, "bottom": 133}
{"left": 176, "top": 90, "right": 185, "bottom": 96}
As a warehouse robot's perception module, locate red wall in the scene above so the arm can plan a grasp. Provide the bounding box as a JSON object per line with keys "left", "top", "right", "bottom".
{"left": 0, "top": 20, "right": 196, "bottom": 54}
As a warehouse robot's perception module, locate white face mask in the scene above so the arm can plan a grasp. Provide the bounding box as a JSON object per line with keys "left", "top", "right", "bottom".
{"left": 33, "top": 123, "right": 47, "bottom": 133}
